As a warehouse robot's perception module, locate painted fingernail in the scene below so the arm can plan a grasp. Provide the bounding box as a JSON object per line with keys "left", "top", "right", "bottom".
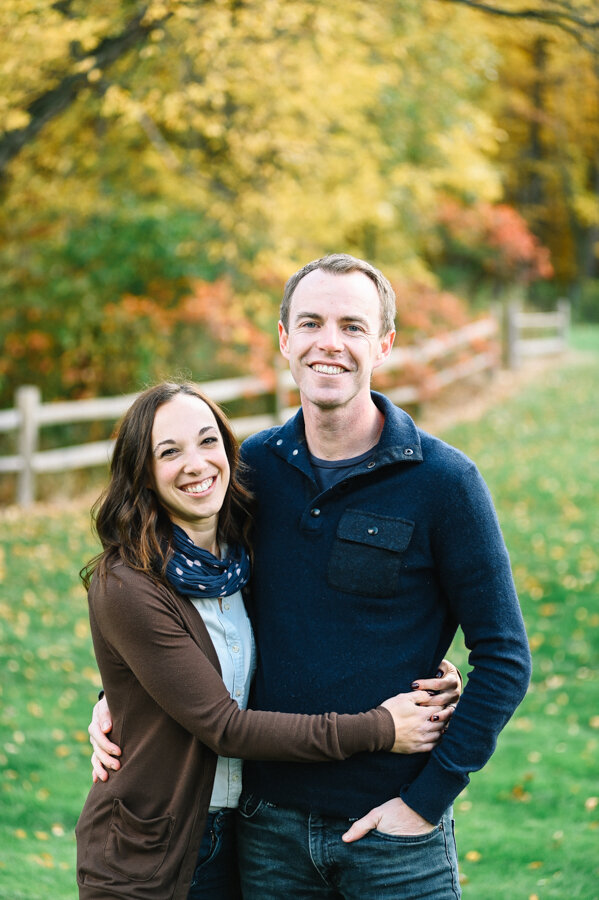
{"left": 411, "top": 682, "right": 420, "bottom": 689}
{"left": 436, "top": 669, "right": 443, "bottom": 678}
{"left": 431, "top": 715, "right": 440, "bottom": 721}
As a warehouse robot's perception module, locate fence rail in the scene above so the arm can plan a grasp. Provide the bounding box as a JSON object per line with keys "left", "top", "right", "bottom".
{"left": 0, "top": 306, "right": 568, "bottom": 506}
{"left": 506, "top": 299, "right": 570, "bottom": 368}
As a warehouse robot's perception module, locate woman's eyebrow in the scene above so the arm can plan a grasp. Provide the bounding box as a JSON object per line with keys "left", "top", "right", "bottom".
{"left": 153, "top": 426, "right": 217, "bottom": 454}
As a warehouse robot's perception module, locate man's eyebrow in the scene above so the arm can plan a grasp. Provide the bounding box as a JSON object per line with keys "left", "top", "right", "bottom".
{"left": 293, "top": 310, "right": 324, "bottom": 321}
{"left": 153, "top": 425, "right": 217, "bottom": 454}
{"left": 293, "top": 310, "right": 370, "bottom": 327}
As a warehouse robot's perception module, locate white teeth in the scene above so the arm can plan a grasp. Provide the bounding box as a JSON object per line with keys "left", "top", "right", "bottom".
{"left": 311, "top": 364, "right": 345, "bottom": 375}
{"left": 182, "top": 477, "right": 214, "bottom": 494}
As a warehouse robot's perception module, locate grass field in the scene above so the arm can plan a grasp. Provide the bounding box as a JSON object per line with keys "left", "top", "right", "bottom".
{"left": 1, "top": 328, "right": 598, "bottom": 899}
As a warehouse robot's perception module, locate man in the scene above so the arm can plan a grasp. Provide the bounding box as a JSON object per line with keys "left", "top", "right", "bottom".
{"left": 91, "top": 254, "right": 531, "bottom": 898}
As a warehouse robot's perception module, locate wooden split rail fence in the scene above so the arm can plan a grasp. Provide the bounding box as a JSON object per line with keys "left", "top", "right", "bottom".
{"left": 0, "top": 304, "right": 569, "bottom": 506}
{"left": 506, "top": 299, "right": 570, "bottom": 369}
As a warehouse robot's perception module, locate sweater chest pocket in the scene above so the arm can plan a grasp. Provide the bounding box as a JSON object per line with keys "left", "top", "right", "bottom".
{"left": 328, "top": 509, "right": 415, "bottom": 598}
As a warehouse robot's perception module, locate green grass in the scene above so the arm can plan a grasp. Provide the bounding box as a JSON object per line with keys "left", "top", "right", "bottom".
{"left": 1, "top": 328, "right": 599, "bottom": 899}
{"left": 0, "top": 503, "right": 99, "bottom": 899}
{"left": 442, "top": 328, "right": 599, "bottom": 899}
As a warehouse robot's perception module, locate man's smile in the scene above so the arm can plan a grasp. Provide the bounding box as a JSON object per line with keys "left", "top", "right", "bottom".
{"left": 310, "top": 363, "right": 348, "bottom": 375}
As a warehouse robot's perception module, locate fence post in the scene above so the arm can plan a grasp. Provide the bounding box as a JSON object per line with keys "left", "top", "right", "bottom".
{"left": 557, "top": 298, "right": 571, "bottom": 348}
{"left": 489, "top": 302, "right": 505, "bottom": 368}
{"left": 16, "top": 385, "right": 41, "bottom": 506}
{"left": 274, "top": 357, "right": 286, "bottom": 424}
{"left": 506, "top": 301, "right": 521, "bottom": 369}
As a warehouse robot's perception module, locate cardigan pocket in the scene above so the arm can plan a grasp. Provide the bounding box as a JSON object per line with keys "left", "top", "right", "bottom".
{"left": 327, "top": 509, "right": 414, "bottom": 598}
{"left": 104, "top": 797, "right": 175, "bottom": 882}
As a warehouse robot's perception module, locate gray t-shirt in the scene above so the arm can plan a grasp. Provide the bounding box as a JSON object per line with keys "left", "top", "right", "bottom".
{"left": 309, "top": 447, "right": 375, "bottom": 492}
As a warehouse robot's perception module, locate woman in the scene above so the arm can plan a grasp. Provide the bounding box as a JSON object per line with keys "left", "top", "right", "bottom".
{"left": 77, "top": 381, "right": 459, "bottom": 900}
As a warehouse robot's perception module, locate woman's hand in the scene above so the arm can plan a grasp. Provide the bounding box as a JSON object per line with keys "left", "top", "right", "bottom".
{"left": 380, "top": 691, "right": 453, "bottom": 754}
{"left": 88, "top": 696, "right": 121, "bottom": 783}
{"left": 410, "top": 658, "right": 462, "bottom": 708}
{"left": 380, "top": 660, "right": 462, "bottom": 754}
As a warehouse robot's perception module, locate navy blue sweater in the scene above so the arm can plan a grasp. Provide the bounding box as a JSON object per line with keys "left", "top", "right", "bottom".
{"left": 241, "top": 393, "right": 531, "bottom": 824}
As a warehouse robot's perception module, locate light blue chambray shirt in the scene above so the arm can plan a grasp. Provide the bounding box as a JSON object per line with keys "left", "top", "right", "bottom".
{"left": 191, "top": 589, "right": 256, "bottom": 810}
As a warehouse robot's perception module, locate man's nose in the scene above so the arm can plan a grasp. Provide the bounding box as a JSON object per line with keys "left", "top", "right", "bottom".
{"left": 317, "top": 324, "right": 343, "bottom": 351}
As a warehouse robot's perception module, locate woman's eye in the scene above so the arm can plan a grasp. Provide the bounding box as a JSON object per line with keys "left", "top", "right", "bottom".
{"left": 159, "top": 447, "right": 178, "bottom": 458}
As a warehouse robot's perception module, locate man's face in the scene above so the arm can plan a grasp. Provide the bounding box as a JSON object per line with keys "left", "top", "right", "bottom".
{"left": 278, "top": 269, "right": 395, "bottom": 413}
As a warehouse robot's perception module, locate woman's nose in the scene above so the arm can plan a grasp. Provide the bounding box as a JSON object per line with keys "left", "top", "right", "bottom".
{"left": 182, "top": 449, "right": 205, "bottom": 473}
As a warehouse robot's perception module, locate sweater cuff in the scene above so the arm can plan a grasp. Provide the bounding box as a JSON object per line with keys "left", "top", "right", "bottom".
{"left": 336, "top": 707, "right": 395, "bottom": 757}
{"left": 400, "top": 756, "right": 469, "bottom": 825}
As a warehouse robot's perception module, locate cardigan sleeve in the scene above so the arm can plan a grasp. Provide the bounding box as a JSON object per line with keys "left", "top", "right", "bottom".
{"left": 88, "top": 565, "right": 395, "bottom": 762}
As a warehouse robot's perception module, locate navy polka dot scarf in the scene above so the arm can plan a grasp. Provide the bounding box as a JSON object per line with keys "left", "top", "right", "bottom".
{"left": 166, "top": 524, "right": 250, "bottom": 599}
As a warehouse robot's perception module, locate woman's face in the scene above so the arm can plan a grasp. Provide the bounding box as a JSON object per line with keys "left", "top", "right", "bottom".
{"left": 150, "top": 393, "right": 230, "bottom": 543}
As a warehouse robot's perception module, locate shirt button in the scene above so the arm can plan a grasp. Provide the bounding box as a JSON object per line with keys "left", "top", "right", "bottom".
{"left": 403, "top": 448, "right": 414, "bottom": 456}
{"left": 235, "top": 690, "right": 242, "bottom": 697}
{"left": 367, "top": 526, "right": 379, "bottom": 535}
{"left": 310, "top": 508, "right": 321, "bottom": 517}
{"left": 232, "top": 645, "right": 240, "bottom": 653}
{"left": 224, "top": 603, "right": 230, "bottom": 610}
{"left": 366, "top": 460, "right": 376, "bottom": 468}
{"left": 233, "top": 774, "right": 240, "bottom": 782}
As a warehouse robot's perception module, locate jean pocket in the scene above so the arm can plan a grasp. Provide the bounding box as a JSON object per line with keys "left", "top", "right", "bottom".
{"left": 104, "top": 798, "right": 174, "bottom": 881}
{"left": 237, "top": 792, "right": 275, "bottom": 820}
{"left": 370, "top": 823, "right": 442, "bottom": 845}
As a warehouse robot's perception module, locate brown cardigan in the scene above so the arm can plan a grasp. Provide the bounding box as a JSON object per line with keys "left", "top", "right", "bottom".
{"left": 76, "top": 560, "right": 394, "bottom": 899}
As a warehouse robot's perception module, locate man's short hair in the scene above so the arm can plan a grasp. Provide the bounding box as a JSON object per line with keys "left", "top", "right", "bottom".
{"left": 280, "top": 253, "right": 396, "bottom": 337}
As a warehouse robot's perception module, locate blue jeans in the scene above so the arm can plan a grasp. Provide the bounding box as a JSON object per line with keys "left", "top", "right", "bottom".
{"left": 237, "top": 793, "right": 461, "bottom": 899}
{"left": 187, "top": 809, "right": 241, "bottom": 899}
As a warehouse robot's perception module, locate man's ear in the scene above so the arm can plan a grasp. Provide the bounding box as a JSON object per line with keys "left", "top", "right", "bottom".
{"left": 278, "top": 320, "right": 290, "bottom": 359}
{"left": 373, "top": 329, "right": 395, "bottom": 370}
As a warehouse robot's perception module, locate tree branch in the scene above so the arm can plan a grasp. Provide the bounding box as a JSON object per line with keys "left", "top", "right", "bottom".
{"left": 436, "top": 0, "right": 598, "bottom": 46}
{"left": 0, "top": 7, "right": 171, "bottom": 175}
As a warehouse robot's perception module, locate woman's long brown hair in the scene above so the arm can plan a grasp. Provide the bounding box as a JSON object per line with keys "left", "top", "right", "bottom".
{"left": 80, "top": 382, "right": 253, "bottom": 589}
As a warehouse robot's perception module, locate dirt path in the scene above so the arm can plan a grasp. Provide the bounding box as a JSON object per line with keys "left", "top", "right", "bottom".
{"left": 416, "top": 353, "right": 570, "bottom": 436}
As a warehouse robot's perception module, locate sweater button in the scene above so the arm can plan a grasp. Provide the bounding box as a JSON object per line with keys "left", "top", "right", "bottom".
{"left": 403, "top": 447, "right": 414, "bottom": 456}
{"left": 366, "top": 460, "right": 376, "bottom": 469}
{"left": 310, "top": 508, "right": 321, "bottom": 517}
{"left": 367, "top": 526, "right": 379, "bottom": 535}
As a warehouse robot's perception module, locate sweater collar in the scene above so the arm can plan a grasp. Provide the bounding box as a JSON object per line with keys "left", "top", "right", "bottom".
{"left": 264, "top": 391, "right": 423, "bottom": 478}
